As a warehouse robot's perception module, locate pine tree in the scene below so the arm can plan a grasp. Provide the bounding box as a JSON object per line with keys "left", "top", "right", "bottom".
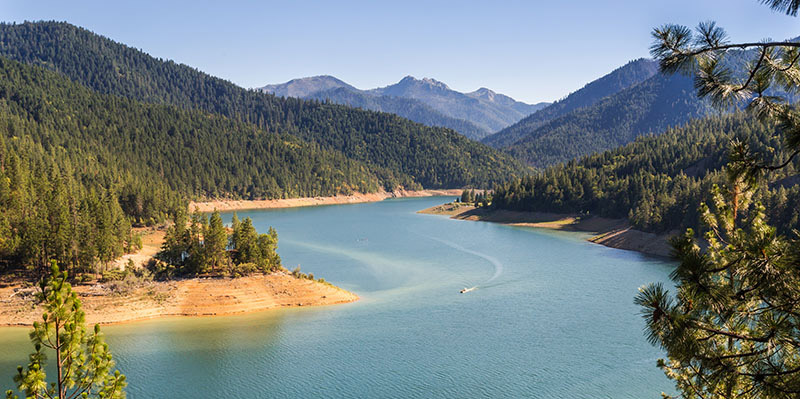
{"left": 204, "top": 210, "right": 228, "bottom": 272}
{"left": 261, "top": 227, "right": 281, "bottom": 272}
{"left": 637, "top": 1, "right": 800, "bottom": 396}
{"left": 5, "top": 262, "right": 126, "bottom": 399}
{"left": 460, "top": 189, "right": 470, "bottom": 203}
{"left": 184, "top": 211, "right": 207, "bottom": 274}
{"left": 232, "top": 217, "right": 259, "bottom": 267}
{"left": 230, "top": 212, "right": 241, "bottom": 249}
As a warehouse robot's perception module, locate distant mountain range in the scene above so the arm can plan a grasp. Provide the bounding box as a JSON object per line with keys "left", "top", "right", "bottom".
{"left": 260, "top": 76, "right": 549, "bottom": 140}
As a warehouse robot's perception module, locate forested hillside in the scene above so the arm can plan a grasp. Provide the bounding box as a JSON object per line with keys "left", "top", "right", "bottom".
{"left": 500, "top": 73, "right": 711, "bottom": 167}
{"left": 0, "top": 56, "right": 399, "bottom": 275}
{"left": 490, "top": 114, "right": 800, "bottom": 234}
{"left": 0, "top": 21, "right": 527, "bottom": 188}
{"left": 483, "top": 58, "right": 659, "bottom": 148}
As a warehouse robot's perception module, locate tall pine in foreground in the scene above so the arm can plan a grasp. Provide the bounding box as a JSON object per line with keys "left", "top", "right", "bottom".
{"left": 5, "top": 263, "right": 126, "bottom": 399}
{"left": 635, "top": 1, "right": 800, "bottom": 397}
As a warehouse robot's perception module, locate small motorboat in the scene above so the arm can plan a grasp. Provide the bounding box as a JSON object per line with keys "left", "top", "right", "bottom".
{"left": 460, "top": 287, "right": 476, "bottom": 294}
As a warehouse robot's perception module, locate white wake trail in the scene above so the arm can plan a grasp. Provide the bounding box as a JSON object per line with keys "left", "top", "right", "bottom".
{"left": 428, "top": 236, "right": 504, "bottom": 285}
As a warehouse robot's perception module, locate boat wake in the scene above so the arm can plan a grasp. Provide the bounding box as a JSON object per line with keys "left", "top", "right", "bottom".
{"left": 426, "top": 236, "right": 504, "bottom": 291}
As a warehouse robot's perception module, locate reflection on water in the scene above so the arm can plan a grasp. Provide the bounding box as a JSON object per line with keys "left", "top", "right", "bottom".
{"left": 0, "top": 197, "right": 676, "bottom": 398}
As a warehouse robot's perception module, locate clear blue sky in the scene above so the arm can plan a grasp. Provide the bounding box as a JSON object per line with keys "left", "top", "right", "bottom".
{"left": 2, "top": 0, "right": 798, "bottom": 103}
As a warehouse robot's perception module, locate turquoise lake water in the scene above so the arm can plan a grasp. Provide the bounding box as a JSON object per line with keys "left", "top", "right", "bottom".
{"left": 0, "top": 197, "right": 675, "bottom": 398}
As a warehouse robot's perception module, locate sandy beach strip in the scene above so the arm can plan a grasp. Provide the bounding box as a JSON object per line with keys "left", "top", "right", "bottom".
{"left": 190, "top": 189, "right": 463, "bottom": 213}
{"left": 419, "top": 202, "right": 673, "bottom": 257}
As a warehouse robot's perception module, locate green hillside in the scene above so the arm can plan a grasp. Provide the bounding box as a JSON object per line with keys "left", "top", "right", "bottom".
{"left": 483, "top": 58, "right": 659, "bottom": 148}
{"left": 0, "top": 21, "right": 527, "bottom": 189}
{"left": 491, "top": 114, "right": 800, "bottom": 234}
{"left": 0, "top": 55, "right": 399, "bottom": 274}
{"left": 500, "top": 73, "right": 711, "bottom": 168}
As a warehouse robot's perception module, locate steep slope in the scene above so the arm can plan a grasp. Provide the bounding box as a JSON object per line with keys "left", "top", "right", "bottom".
{"left": 502, "top": 72, "right": 711, "bottom": 167}
{"left": 0, "top": 21, "right": 527, "bottom": 189}
{"left": 0, "top": 56, "right": 383, "bottom": 203}
{"left": 371, "top": 76, "right": 541, "bottom": 132}
{"left": 484, "top": 58, "right": 659, "bottom": 148}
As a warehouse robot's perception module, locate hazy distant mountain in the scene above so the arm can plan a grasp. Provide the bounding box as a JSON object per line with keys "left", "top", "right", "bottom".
{"left": 259, "top": 75, "right": 548, "bottom": 139}
{"left": 483, "top": 58, "right": 659, "bottom": 148}
{"left": 260, "top": 75, "right": 354, "bottom": 98}
{"left": 305, "top": 87, "right": 490, "bottom": 140}
{"left": 467, "top": 87, "right": 548, "bottom": 116}
{"left": 371, "top": 76, "right": 549, "bottom": 133}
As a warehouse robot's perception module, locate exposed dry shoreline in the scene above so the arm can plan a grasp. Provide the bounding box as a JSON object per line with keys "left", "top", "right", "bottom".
{"left": 0, "top": 189, "right": 462, "bottom": 327}
{"left": 190, "top": 189, "right": 463, "bottom": 213}
{"left": 0, "top": 273, "right": 358, "bottom": 327}
{"left": 419, "top": 202, "right": 674, "bottom": 257}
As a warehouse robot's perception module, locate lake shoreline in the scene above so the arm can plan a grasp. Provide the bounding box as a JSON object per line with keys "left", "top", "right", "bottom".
{"left": 418, "top": 202, "right": 674, "bottom": 257}
{"left": 190, "top": 189, "right": 463, "bottom": 213}
{"left": 0, "top": 189, "right": 464, "bottom": 327}
{"left": 0, "top": 272, "right": 358, "bottom": 327}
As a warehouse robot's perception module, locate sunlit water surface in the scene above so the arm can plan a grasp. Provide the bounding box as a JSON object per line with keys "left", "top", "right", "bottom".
{"left": 0, "top": 197, "right": 675, "bottom": 398}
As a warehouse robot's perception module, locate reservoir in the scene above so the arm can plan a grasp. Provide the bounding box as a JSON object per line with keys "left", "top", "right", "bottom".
{"left": 0, "top": 196, "right": 674, "bottom": 398}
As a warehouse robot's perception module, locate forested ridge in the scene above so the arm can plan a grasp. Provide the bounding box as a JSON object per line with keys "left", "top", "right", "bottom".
{"left": 0, "top": 55, "right": 392, "bottom": 276}
{"left": 490, "top": 114, "right": 800, "bottom": 234}
{"left": 0, "top": 21, "right": 527, "bottom": 189}
{"left": 499, "top": 73, "right": 713, "bottom": 167}
{"left": 483, "top": 58, "right": 660, "bottom": 148}
{"left": 487, "top": 46, "right": 797, "bottom": 169}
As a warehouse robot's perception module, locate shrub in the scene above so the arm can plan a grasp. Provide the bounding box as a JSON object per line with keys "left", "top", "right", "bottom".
{"left": 101, "top": 269, "right": 127, "bottom": 282}
{"left": 230, "top": 262, "right": 258, "bottom": 278}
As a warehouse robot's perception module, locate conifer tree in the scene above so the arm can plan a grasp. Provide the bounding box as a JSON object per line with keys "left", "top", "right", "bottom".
{"left": 5, "top": 262, "right": 126, "bottom": 399}
{"left": 203, "top": 210, "right": 228, "bottom": 272}
{"left": 230, "top": 212, "right": 241, "bottom": 248}
{"left": 232, "top": 217, "right": 259, "bottom": 266}
{"left": 636, "top": 1, "right": 800, "bottom": 396}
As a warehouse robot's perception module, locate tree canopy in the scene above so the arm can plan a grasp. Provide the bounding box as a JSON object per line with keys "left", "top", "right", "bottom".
{"left": 635, "top": 1, "right": 800, "bottom": 397}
